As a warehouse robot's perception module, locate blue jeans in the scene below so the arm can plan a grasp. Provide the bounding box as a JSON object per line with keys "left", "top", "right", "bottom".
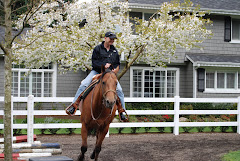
{"left": 73, "top": 70, "right": 126, "bottom": 110}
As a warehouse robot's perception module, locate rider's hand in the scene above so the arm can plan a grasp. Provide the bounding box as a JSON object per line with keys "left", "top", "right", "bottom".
{"left": 105, "top": 63, "right": 111, "bottom": 69}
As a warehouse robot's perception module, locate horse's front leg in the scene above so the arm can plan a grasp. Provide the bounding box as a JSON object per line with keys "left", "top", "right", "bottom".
{"left": 90, "top": 125, "right": 109, "bottom": 161}
{"left": 78, "top": 123, "right": 88, "bottom": 161}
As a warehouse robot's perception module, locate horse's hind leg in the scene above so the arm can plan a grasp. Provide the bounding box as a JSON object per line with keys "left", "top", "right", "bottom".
{"left": 90, "top": 125, "right": 109, "bottom": 161}
{"left": 78, "top": 123, "right": 88, "bottom": 161}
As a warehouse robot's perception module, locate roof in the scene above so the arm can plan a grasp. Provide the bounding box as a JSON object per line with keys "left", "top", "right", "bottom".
{"left": 128, "top": 0, "right": 240, "bottom": 15}
{"left": 186, "top": 53, "right": 240, "bottom": 67}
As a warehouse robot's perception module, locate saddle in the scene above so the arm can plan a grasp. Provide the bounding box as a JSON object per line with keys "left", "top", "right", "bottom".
{"left": 65, "top": 76, "right": 100, "bottom": 116}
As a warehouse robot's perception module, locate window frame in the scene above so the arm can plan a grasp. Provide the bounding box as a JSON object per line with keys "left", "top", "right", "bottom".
{"left": 12, "top": 63, "right": 57, "bottom": 97}
{"left": 230, "top": 17, "right": 240, "bottom": 43}
{"left": 130, "top": 66, "right": 179, "bottom": 98}
{"left": 204, "top": 69, "right": 240, "bottom": 93}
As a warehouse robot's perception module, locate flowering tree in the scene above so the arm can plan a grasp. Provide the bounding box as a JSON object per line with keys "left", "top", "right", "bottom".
{"left": 13, "top": 0, "right": 212, "bottom": 79}
{"left": 0, "top": 0, "right": 52, "bottom": 160}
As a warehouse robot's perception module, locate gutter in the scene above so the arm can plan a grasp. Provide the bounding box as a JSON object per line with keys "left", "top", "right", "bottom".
{"left": 129, "top": 3, "right": 240, "bottom": 16}
{"left": 185, "top": 55, "right": 240, "bottom": 68}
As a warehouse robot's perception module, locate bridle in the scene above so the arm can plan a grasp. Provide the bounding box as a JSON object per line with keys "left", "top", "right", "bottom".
{"left": 91, "top": 71, "right": 117, "bottom": 122}
{"left": 103, "top": 90, "right": 117, "bottom": 100}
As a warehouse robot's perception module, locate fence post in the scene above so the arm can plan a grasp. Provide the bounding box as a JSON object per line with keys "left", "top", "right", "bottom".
{"left": 174, "top": 96, "right": 180, "bottom": 135}
{"left": 237, "top": 96, "right": 240, "bottom": 134}
{"left": 27, "top": 95, "right": 34, "bottom": 144}
{"left": 11, "top": 96, "right": 13, "bottom": 144}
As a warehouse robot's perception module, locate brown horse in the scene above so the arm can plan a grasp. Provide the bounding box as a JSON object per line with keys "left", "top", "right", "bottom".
{"left": 78, "top": 67, "right": 118, "bottom": 161}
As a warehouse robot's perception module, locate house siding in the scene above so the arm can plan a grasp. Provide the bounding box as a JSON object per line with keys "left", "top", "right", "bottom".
{"left": 178, "top": 62, "right": 193, "bottom": 98}
{"left": 119, "top": 64, "right": 130, "bottom": 97}
{"left": 56, "top": 69, "right": 88, "bottom": 97}
{"left": 172, "top": 16, "right": 239, "bottom": 65}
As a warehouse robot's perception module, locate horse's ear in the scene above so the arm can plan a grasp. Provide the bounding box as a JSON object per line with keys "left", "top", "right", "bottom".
{"left": 101, "top": 65, "right": 105, "bottom": 73}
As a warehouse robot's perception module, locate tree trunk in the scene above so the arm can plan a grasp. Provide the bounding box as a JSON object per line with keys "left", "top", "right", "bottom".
{"left": 4, "top": 0, "right": 13, "bottom": 160}
{"left": 118, "top": 45, "right": 146, "bottom": 80}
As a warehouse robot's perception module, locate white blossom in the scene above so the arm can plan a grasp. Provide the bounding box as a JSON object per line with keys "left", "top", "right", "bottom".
{"left": 13, "top": 0, "right": 212, "bottom": 76}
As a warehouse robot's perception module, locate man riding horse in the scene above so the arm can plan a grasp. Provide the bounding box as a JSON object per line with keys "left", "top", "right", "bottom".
{"left": 66, "top": 31, "right": 128, "bottom": 122}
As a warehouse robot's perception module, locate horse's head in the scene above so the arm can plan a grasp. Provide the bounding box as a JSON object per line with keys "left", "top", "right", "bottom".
{"left": 100, "top": 68, "right": 118, "bottom": 109}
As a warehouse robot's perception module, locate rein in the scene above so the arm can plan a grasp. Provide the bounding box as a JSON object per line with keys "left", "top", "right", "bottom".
{"left": 90, "top": 71, "right": 117, "bottom": 123}
{"left": 103, "top": 90, "right": 117, "bottom": 100}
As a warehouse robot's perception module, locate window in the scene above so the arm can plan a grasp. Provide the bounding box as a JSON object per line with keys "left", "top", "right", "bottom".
{"left": 206, "top": 72, "right": 214, "bottom": 88}
{"left": 224, "top": 17, "right": 240, "bottom": 43}
{"left": 205, "top": 70, "right": 240, "bottom": 93}
{"left": 131, "top": 67, "right": 179, "bottom": 98}
{"left": 12, "top": 64, "right": 56, "bottom": 97}
{"left": 129, "top": 12, "right": 142, "bottom": 35}
{"left": 232, "top": 19, "right": 240, "bottom": 41}
{"left": 129, "top": 12, "right": 156, "bottom": 35}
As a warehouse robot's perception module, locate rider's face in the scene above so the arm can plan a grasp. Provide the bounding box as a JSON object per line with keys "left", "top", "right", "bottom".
{"left": 105, "top": 37, "right": 115, "bottom": 45}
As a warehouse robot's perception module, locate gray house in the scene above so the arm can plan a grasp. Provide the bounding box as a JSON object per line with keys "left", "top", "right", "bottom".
{"left": 1, "top": 0, "right": 240, "bottom": 105}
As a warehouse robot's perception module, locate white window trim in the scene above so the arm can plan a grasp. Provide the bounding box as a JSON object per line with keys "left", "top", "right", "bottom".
{"left": 12, "top": 63, "right": 57, "bottom": 97}
{"left": 230, "top": 40, "right": 240, "bottom": 43}
{"left": 130, "top": 66, "right": 179, "bottom": 97}
{"left": 204, "top": 70, "right": 240, "bottom": 93}
{"left": 230, "top": 17, "right": 240, "bottom": 43}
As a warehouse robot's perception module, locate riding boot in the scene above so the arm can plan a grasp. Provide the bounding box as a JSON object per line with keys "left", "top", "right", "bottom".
{"left": 117, "top": 98, "right": 128, "bottom": 122}
{"left": 65, "top": 95, "right": 82, "bottom": 116}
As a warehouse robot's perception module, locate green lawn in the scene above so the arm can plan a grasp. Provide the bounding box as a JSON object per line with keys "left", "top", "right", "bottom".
{"left": 222, "top": 151, "right": 240, "bottom": 161}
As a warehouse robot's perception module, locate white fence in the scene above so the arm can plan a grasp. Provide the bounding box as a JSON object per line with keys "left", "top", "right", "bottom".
{"left": 0, "top": 96, "right": 240, "bottom": 144}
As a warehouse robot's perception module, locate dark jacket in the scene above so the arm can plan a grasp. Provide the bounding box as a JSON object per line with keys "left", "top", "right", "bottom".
{"left": 92, "top": 41, "right": 120, "bottom": 73}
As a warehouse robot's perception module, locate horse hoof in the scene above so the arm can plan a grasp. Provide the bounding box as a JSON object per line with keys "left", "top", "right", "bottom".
{"left": 78, "top": 155, "right": 84, "bottom": 161}
{"left": 90, "top": 152, "right": 95, "bottom": 159}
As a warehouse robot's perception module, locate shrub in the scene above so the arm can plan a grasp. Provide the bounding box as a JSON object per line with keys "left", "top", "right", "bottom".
{"left": 156, "top": 127, "right": 165, "bottom": 133}
{"left": 131, "top": 127, "right": 140, "bottom": 133}
{"left": 117, "top": 128, "right": 125, "bottom": 134}
{"left": 180, "top": 104, "right": 193, "bottom": 110}
{"left": 229, "top": 114, "right": 237, "bottom": 121}
{"left": 44, "top": 117, "right": 61, "bottom": 134}
{"left": 125, "top": 102, "right": 174, "bottom": 110}
{"left": 13, "top": 118, "right": 27, "bottom": 135}
{"left": 220, "top": 126, "right": 229, "bottom": 132}
{"left": 231, "top": 126, "right": 237, "bottom": 133}
{"left": 181, "top": 103, "right": 213, "bottom": 110}
{"left": 209, "top": 126, "right": 217, "bottom": 132}
{"left": 182, "top": 127, "right": 194, "bottom": 133}
{"left": 65, "top": 120, "right": 76, "bottom": 135}
{"left": 144, "top": 127, "right": 151, "bottom": 132}
{"left": 196, "top": 127, "right": 205, "bottom": 132}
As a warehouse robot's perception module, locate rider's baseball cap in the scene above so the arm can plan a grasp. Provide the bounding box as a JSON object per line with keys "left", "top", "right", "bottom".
{"left": 105, "top": 32, "right": 117, "bottom": 39}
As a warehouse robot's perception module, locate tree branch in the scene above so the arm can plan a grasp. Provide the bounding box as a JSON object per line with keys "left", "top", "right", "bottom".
{"left": 13, "top": 31, "right": 57, "bottom": 51}
{"left": 118, "top": 44, "right": 146, "bottom": 80}
{"left": 86, "top": 42, "right": 92, "bottom": 48}
{"left": 11, "top": 4, "right": 30, "bottom": 14}
{"left": 10, "top": 0, "right": 23, "bottom": 5}
{"left": 0, "top": 4, "right": 4, "bottom": 10}
{"left": 0, "top": 32, "right": 5, "bottom": 42}
{"left": 0, "top": 42, "right": 8, "bottom": 55}
{"left": 147, "top": 11, "right": 158, "bottom": 27}
{"left": 98, "top": 6, "right": 102, "bottom": 22}
{"left": 11, "top": 0, "right": 47, "bottom": 45}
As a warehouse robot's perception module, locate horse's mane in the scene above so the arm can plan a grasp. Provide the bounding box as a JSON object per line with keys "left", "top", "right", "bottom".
{"left": 100, "top": 68, "right": 116, "bottom": 80}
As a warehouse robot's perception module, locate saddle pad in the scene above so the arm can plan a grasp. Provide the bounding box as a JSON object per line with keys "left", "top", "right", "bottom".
{"left": 81, "top": 79, "right": 99, "bottom": 100}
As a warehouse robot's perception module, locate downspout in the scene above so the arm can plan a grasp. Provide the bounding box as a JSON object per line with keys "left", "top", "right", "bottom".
{"left": 192, "top": 62, "right": 198, "bottom": 98}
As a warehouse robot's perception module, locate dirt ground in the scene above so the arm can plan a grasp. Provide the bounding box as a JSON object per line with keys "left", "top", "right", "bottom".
{"left": 38, "top": 133, "right": 240, "bottom": 161}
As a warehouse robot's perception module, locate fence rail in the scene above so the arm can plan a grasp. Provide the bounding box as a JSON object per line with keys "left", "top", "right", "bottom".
{"left": 0, "top": 96, "right": 240, "bottom": 144}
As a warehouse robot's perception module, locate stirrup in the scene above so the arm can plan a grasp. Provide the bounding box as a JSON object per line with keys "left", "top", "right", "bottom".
{"left": 119, "top": 111, "right": 129, "bottom": 122}
{"left": 65, "top": 103, "right": 78, "bottom": 116}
